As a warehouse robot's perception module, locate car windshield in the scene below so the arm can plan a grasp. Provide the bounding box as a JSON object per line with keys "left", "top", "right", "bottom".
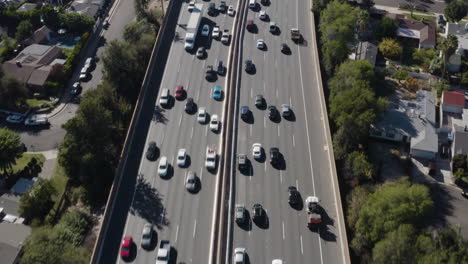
{"left": 178, "top": 155, "right": 184, "bottom": 160}
{"left": 142, "top": 233, "right": 151, "bottom": 239}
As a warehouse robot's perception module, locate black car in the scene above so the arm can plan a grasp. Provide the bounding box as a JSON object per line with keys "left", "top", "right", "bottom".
{"left": 255, "top": 94, "right": 263, "bottom": 108}
{"left": 270, "top": 147, "right": 279, "bottom": 165}
{"left": 208, "top": 3, "right": 216, "bottom": 16}
{"left": 185, "top": 98, "right": 195, "bottom": 113}
{"left": 288, "top": 186, "right": 300, "bottom": 205}
{"left": 268, "top": 105, "right": 278, "bottom": 119}
{"left": 261, "top": 0, "right": 268, "bottom": 5}
{"left": 206, "top": 65, "right": 215, "bottom": 81}
{"left": 146, "top": 141, "right": 157, "bottom": 161}
{"left": 217, "top": 60, "right": 225, "bottom": 75}
{"left": 241, "top": 106, "right": 250, "bottom": 120}
{"left": 245, "top": 60, "right": 254, "bottom": 73}
{"left": 219, "top": 1, "right": 226, "bottom": 12}
{"left": 281, "top": 43, "right": 289, "bottom": 54}
{"left": 252, "top": 204, "right": 264, "bottom": 221}
{"left": 238, "top": 154, "right": 248, "bottom": 170}
{"left": 71, "top": 82, "right": 82, "bottom": 96}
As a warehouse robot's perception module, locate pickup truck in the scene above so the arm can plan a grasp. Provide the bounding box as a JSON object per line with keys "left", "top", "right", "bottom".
{"left": 156, "top": 240, "right": 171, "bottom": 264}
{"left": 205, "top": 146, "right": 217, "bottom": 170}
{"left": 305, "top": 196, "right": 322, "bottom": 228}
{"left": 290, "top": 28, "right": 302, "bottom": 43}
{"left": 24, "top": 114, "right": 49, "bottom": 126}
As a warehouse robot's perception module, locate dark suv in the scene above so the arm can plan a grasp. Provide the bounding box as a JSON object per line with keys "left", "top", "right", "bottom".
{"left": 241, "top": 106, "right": 250, "bottom": 121}
{"left": 206, "top": 65, "right": 215, "bottom": 81}
{"left": 245, "top": 60, "right": 254, "bottom": 73}
{"left": 208, "top": 3, "right": 216, "bottom": 16}
{"left": 185, "top": 98, "right": 195, "bottom": 113}
{"left": 252, "top": 204, "right": 264, "bottom": 221}
{"left": 270, "top": 147, "right": 279, "bottom": 165}
{"left": 288, "top": 186, "right": 300, "bottom": 205}
{"left": 146, "top": 142, "right": 157, "bottom": 161}
{"left": 268, "top": 105, "right": 278, "bottom": 119}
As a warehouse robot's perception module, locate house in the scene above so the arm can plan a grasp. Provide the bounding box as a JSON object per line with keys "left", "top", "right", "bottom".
{"left": 446, "top": 23, "right": 468, "bottom": 73}
{"left": 442, "top": 90, "right": 465, "bottom": 114}
{"left": 68, "top": 0, "right": 105, "bottom": 19}
{"left": 16, "top": 2, "right": 37, "bottom": 12}
{"left": 451, "top": 124, "right": 468, "bottom": 158}
{"left": 370, "top": 90, "right": 438, "bottom": 160}
{"left": 22, "top": 25, "right": 52, "bottom": 46}
{"left": 386, "top": 13, "right": 436, "bottom": 49}
{"left": 2, "top": 44, "right": 64, "bottom": 92}
{"left": 353, "top": 41, "right": 378, "bottom": 66}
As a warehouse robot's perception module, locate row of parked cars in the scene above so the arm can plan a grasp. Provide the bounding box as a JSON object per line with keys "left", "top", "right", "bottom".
{"left": 5, "top": 114, "right": 49, "bottom": 126}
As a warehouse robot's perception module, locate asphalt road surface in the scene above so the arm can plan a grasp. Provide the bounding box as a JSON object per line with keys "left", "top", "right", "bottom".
{"left": 373, "top": 0, "right": 447, "bottom": 13}
{"left": 231, "top": 0, "right": 347, "bottom": 263}
{"left": 114, "top": 2, "right": 237, "bottom": 263}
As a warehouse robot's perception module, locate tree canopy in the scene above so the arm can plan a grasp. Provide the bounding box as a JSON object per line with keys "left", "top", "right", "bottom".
{"left": 444, "top": 0, "right": 468, "bottom": 23}
{"left": 375, "top": 17, "right": 398, "bottom": 41}
{"left": 328, "top": 59, "right": 377, "bottom": 99}
{"left": 378, "top": 38, "right": 402, "bottom": 59}
{"left": 19, "top": 179, "right": 56, "bottom": 222}
{"left": 15, "top": 20, "right": 33, "bottom": 42}
{"left": 0, "top": 128, "right": 24, "bottom": 176}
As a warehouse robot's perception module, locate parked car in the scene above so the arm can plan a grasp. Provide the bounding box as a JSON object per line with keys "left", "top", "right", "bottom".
{"left": 158, "top": 156, "right": 169, "bottom": 177}
{"left": 208, "top": 2, "right": 216, "bottom": 15}
{"left": 185, "top": 98, "right": 196, "bottom": 113}
{"left": 202, "top": 24, "right": 210, "bottom": 36}
{"left": 6, "top": 115, "right": 23, "bottom": 124}
{"left": 259, "top": 10, "right": 267, "bottom": 20}
{"left": 24, "top": 114, "right": 49, "bottom": 126}
{"left": 235, "top": 204, "right": 247, "bottom": 223}
{"left": 198, "top": 107, "right": 207, "bottom": 123}
{"left": 175, "top": 85, "right": 185, "bottom": 100}
{"left": 241, "top": 106, "right": 250, "bottom": 120}
{"left": 217, "top": 60, "right": 225, "bottom": 75}
{"left": 206, "top": 65, "right": 216, "bottom": 81}
{"left": 252, "top": 143, "right": 262, "bottom": 159}
{"left": 257, "top": 39, "right": 265, "bottom": 49}
{"left": 177, "top": 148, "right": 188, "bottom": 167}
{"left": 255, "top": 94, "right": 264, "bottom": 107}
{"left": 71, "top": 82, "right": 82, "bottom": 96}
{"left": 196, "top": 47, "right": 205, "bottom": 59}
{"left": 221, "top": 29, "right": 230, "bottom": 44}
{"left": 219, "top": 0, "right": 226, "bottom": 12}
{"left": 245, "top": 60, "right": 254, "bottom": 73}
{"left": 188, "top": 1, "right": 195, "bottom": 11}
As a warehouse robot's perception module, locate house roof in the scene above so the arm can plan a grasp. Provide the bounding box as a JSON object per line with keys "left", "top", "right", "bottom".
{"left": 23, "top": 25, "right": 52, "bottom": 46}
{"left": 356, "top": 41, "right": 378, "bottom": 65}
{"left": 68, "top": 0, "right": 104, "bottom": 18}
{"left": 17, "top": 2, "right": 37, "bottom": 12}
{"left": 453, "top": 124, "right": 468, "bottom": 156}
{"left": 443, "top": 91, "right": 465, "bottom": 107}
{"left": 446, "top": 23, "right": 468, "bottom": 50}
{"left": 386, "top": 14, "right": 436, "bottom": 48}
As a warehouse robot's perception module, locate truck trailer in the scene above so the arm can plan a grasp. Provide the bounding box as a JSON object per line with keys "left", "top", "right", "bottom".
{"left": 184, "top": 3, "right": 203, "bottom": 50}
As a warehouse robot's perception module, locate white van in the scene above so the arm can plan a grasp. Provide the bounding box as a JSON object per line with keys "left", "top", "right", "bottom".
{"left": 249, "top": 0, "right": 256, "bottom": 8}
{"left": 159, "top": 88, "right": 170, "bottom": 106}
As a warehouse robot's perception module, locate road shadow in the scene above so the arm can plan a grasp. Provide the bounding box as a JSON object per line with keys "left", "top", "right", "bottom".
{"left": 121, "top": 242, "right": 137, "bottom": 262}
{"left": 130, "top": 176, "right": 169, "bottom": 230}
{"left": 160, "top": 165, "right": 174, "bottom": 180}
{"left": 259, "top": 43, "right": 268, "bottom": 51}
{"left": 283, "top": 110, "right": 296, "bottom": 122}
{"left": 269, "top": 113, "right": 281, "bottom": 123}
{"left": 318, "top": 224, "right": 337, "bottom": 242}
{"left": 271, "top": 153, "right": 286, "bottom": 170}
{"left": 153, "top": 105, "right": 169, "bottom": 124}
{"left": 168, "top": 247, "right": 178, "bottom": 264}
{"left": 243, "top": 113, "right": 255, "bottom": 124}
{"left": 248, "top": 24, "right": 259, "bottom": 34}
{"left": 255, "top": 152, "right": 266, "bottom": 163}
{"left": 237, "top": 210, "right": 253, "bottom": 231}
{"left": 425, "top": 183, "right": 453, "bottom": 229}
{"left": 245, "top": 64, "right": 256, "bottom": 75}
{"left": 179, "top": 155, "right": 191, "bottom": 168}
{"left": 254, "top": 210, "right": 269, "bottom": 229}
{"left": 272, "top": 26, "right": 281, "bottom": 36}
{"left": 239, "top": 160, "right": 253, "bottom": 176}
{"left": 290, "top": 193, "right": 304, "bottom": 211}
{"left": 144, "top": 230, "right": 158, "bottom": 251}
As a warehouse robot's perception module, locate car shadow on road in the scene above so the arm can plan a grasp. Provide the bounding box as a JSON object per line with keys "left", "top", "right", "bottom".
{"left": 130, "top": 176, "right": 169, "bottom": 230}
{"left": 254, "top": 212, "right": 269, "bottom": 229}
{"left": 238, "top": 210, "right": 253, "bottom": 231}
{"left": 284, "top": 111, "right": 296, "bottom": 122}
{"left": 161, "top": 165, "right": 174, "bottom": 180}
{"left": 168, "top": 247, "right": 178, "bottom": 264}
{"left": 153, "top": 105, "right": 169, "bottom": 124}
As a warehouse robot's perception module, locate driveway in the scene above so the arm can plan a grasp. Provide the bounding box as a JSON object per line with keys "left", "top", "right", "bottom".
{"left": 16, "top": 0, "right": 136, "bottom": 152}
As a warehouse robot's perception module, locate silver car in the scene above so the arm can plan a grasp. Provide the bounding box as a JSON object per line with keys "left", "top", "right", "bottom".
{"left": 185, "top": 171, "right": 197, "bottom": 192}
{"left": 141, "top": 223, "right": 153, "bottom": 249}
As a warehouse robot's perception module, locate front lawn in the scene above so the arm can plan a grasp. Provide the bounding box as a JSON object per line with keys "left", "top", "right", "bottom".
{"left": 12, "top": 153, "right": 45, "bottom": 174}
{"left": 26, "top": 98, "right": 50, "bottom": 108}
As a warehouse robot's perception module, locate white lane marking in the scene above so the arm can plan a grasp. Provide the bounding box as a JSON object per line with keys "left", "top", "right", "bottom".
{"left": 177, "top": 63, "right": 181, "bottom": 73}
{"left": 264, "top": 52, "right": 266, "bottom": 61}
{"left": 275, "top": 59, "right": 277, "bottom": 68}
{"left": 196, "top": 88, "right": 200, "bottom": 101}
{"left": 289, "top": 97, "right": 292, "bottom": 107}
{"left": 175, "top": 225, "right": 179, "bottom": 243}
{"left": 280, "top": 171, "right": 283, "bottom": 183}
{"left": 179, "top": 114, "right": 183, "bottom": 126}
{"left": 263, "top": 82, "right": 266, "bottom": 92}
{"left": 193, "top": 220, "right": 197, "bottom": 238}
{"left": 292, "top": 134, "right": 295, "bottom": 147}
{"left": 300, "top": 235, "right": 304, "bottom": 255}
{"left": 171, "top": 156, "right": 175, "bottom": 167}
{"left": 200, "top": 167, "right": 203, "bottom": 181}
{"left": 264, "top": 117, "right": 266, "bottom": 128}
{"left": 250, "top": 88, "right": 253, "bottom": 98}
{"left": 276, "top": 89, "right": 278, "bottom": 99}
{"left": 264, "top": 161, "right": 267, "bottom": 171}
{"left": 282, "top": 221, "right": 285, "bottom": 240}
{"left": 296, "top": 179, "right": 299, "bottom": 190}
{"left": 190, "top": 126, "right": 194, "bottom": 139}
{"left": 277, "top": 126, "right": 280, "bottom": 137}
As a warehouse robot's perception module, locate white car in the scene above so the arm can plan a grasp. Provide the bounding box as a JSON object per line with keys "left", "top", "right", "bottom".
{"left": 210, "top": 114, "right": 220, "bottom": 132}
{"left": 221, "top": 29, "right": 230, "bottom": 44}
{"left": 177, "top": 149, "right": 187, "bottom": 167}
{"left": 212, "top": 26, "right": 220, "bottom": 39}
{"left": 256, "top": 39, "right": 265, "bottom": 49}
{"left": 24, "top": 114, "right": 49, "bottom": 126}
{"left": 188, "top": 1, "right": 195, "bottom": 11}
{"left": 272, "top": 260, "right": 283, "bottom": 264}
{"left": 6, "top": 115, "right": 23, "bottom": 123}
{"left": 201, "top": 24, "right": 210, "bottom": 36}
{"left": 84, "top": 57, "right": 93, "bottom": 69}
{"left": 259, "top": 10, "right": 267, "bottom": 20}
{"left": 198, "top": 107, "right": 207, "bottom": 123}
{"left": 158, "top": 156, "right": 169, "bottom": 177}
{"left": 234, "top": 248, "right": 246, "bottom": 264}
{"left": 252, "top": 143, "right": 262, "bottom": 159}
{"left": 227, "top": 5, "right": 235, "bottom": 16}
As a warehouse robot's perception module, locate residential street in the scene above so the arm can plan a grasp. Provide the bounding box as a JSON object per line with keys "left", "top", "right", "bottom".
{"left": 373, "top": 0, "right": 447, "bottom": 13}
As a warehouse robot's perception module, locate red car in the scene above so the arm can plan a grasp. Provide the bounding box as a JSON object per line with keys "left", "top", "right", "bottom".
{"left": 120, "top": 236, "right": 133, "bottom": 258}
{"left": 175, "top": 85, "right": 185, "bottom": 100}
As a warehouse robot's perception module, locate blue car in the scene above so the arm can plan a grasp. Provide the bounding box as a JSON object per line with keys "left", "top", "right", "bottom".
{"left": 213, "top": 85, "right": 222, "bottom": 100}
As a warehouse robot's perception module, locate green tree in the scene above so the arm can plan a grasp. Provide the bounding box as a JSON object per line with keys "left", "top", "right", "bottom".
{"left": 373, "top": 224, "right": 417, "bottom": 264}
{"left": 412, "top": 49, "right": 437, "bottom": 72}
{"left": 55, "top": 210, "right": 92, "bottom": 246}
{"left": 0, "top": 75, "right": 28, "bottom": 109}
{"left": 439, "top": 34, "right": 459, "bottom": 78}
{"left": 404, "top": 0, "right": 417, "bottom": 16}
{"left": 444, "top": 0, "right": 468, "bottom": 23}
{"left": 343, "top": 151, "right": 374, "bottom": 183}
{"left": 134, "top": 0, "right": 151, "bottom": 20}
{"left": 320, "top": 0, "right": 368, "bottom": 73}
{"left": 347, "top": 185, "right": 372, "bottom": 230}
{"left": 40, "top": 5, "right": 61, "bottom": 30}
{"left": 59, "top": 13, "right": 94, "bottom": 34}
{"left": 123, "top": 19, "right": 155, "bottom": 44}
{"left": 19, "top": 178, "right": 56, "bottom": 221}
{"left": 15, "top": 20, "right": 33, "bottom": 42}
{"left": 0, "top": 128, "right": 23, "bottom": 176}
{"left": 376, "top": 17, "right": 397, "bottom": 41}
{"left": 353, "top": 181, "right": 433, "bottom": 247}
{"left": 434, "top": 79, "right": 450, "bottom": 99}
{"left": 328, "top": 59, "right": 377, "bottom": 99}
{"left": 378, "top": 38, "right": 402, "bottom": 59}
{"left": 392, "top": 69, "right": 409, "bottom": 84}
{"left": 462, "top": 71, "right": 468, "bottom": 87}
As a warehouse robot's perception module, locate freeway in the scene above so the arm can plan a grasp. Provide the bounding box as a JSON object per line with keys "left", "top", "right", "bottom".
{"left": 230, "top": 0, "right": 347, "bottom": 262}
{"left": 113, "top": 1, "right": 237, "bottom": 264}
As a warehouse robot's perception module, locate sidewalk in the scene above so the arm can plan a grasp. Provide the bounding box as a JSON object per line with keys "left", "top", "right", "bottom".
{"left": 26, "top": 149, "right": 58, "bottom": 180}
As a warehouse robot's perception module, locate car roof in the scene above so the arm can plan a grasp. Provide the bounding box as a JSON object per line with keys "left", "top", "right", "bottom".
{"left": 177, "top": 85, "right": 183, "bottom": 90}
{"left": 160, "top": 156, "right": 167, "bottom": 163}
{"left": 214, "top": 85, "right": 221, "bottom": 90}
{"left": 122, "top": 236, "right": 132, "bottom": 246}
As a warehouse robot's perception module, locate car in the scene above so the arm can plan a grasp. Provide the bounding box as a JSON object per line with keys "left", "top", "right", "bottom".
{"left": 259, "top": 10, "right": 267, "bottom": 20}
{"left": 252, "top": 203, "right": 264, "bottom": 221}
{"left": 246, "top": 20, "right": 255, "bottom": 32}
{"left": 213, "top": 85, "right": 222, "bottom": 100}
{"left": 188, "top": 1, "right": 195, "bottom": 11}
{"left": 185, "top": 97, "right": 195, "bottom": 113}
{"left": 269, "top": 22, "right": 276, "bottom": 32}
{"left": 281, "top": 43, "right": 289, "bottom": 53}
{"left": 201, "top": 24, "right": 210, "bottom": 36}
{"left": 238, "top": 154, "right": 247, "bottom": 170}
{"left": 79, "top": 73, "right": 88, "bottom": 81}
{"left": 227, "top": 5, "right": 235, "bottom": 16}
{"left": 6, "top": 115, "right": 23, "bottom": 123}
{"left": 146, "top": 141, "right": 157, "bottom": 161}
{"left": 120, "top": 236, "right": 133, "bottom": 258}
{"left": 261, "top": 0, "right": 269, "bottom": 5}
{"left": 281, "top": 104, "right": 291, "bottom": 117}
{"left": 235, "top": 204, "right": 246, "bottom": 223}
{"left": 208, "top": 2, "right": 216, "bottom": 15}
{"left": 196, "top": 47, "right": 205, "bottom": 58}
{"left": 80, "top": 65, "right": 89, "bottom": 74}
{"left": 288, "top": 186, "right": 300, "bottom": 205}
{"left": 268, "top": 105, "right": 278, "bottom": 119}
{"left": 210, "top": 114, "right": 220, "bottom": 131}
{"left": 84, "top": 57, "right": 94, "bottom": 69}
{"left": 221, "top": 29, "right": 230, "bottom": 44}
{"left": 141, "top": 223, "right": 153, "bottom": 249}
{"left": 103, "top": 19, "right": 110, "bottom": 29}
{"left": 24, "top": 114, "right": 49, "bottom": 126}
{"left": 71, "top": 82, "right": 82, "bottom": 96}
{"left": 437, "top": 15, "right": 445, "bottom": 25}
{"left": 256, "top": 39, "right": 265, "bottom": 49}
{"left": 206, "top": 65, "right": 215, "bottom": 81}
{"left": 234, "top": 248, "right": 246, "bottom": 264}
{"left": 217, "top": 60, "right": 225, "bottom": 75}
{"left": 198, "top": 107, "right": 207, "bottom": 123}
{"left": 175, "top": 85, "right": 185, "bottom": 100}
{"left": 240, "top": 106, "right": 250, "bottom": 120}
{"left": 244, "top": 60, "right": 254, "bottom": 73}
{"left": 219, "top": 0, "right": 226, "bottom": 12}
{"left": 185, "top": 171, "right": 198, "bottom": 192}
{"left": 255, "top": 94, "right": 263, "bottom": 107}
{"left": 177, "top": 148, "right": 187, "bottom": 167}
{"left": 212, "top": 26, "right": 220, "bottom": 38}
{"left": 158, "top": 156, "right": 169, "bottom": 177}
{"left": 270, "top": 147, "right": 279, "bottom": 165}
{"left": 252, "top": 143, "right": 262, "bottom": 159}
{"left": 272, "top": 260, "right": 283, "bottom": 264}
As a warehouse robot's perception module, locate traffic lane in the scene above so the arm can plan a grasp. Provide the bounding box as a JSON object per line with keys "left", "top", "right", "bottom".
{"left": 373, "top": 0, "right": 446, "bottom": 13}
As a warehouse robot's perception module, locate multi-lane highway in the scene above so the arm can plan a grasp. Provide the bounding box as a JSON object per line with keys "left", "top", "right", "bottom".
{"left": 114, "top": 1, "right": 237, "bottom": 263}
{"left": 231, "top": 0, "right": 348, "bottom": 262}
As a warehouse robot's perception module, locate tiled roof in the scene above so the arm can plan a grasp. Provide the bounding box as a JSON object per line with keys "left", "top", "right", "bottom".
{"left": 443, "top": 91, "right": 465, "bottom": 107}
